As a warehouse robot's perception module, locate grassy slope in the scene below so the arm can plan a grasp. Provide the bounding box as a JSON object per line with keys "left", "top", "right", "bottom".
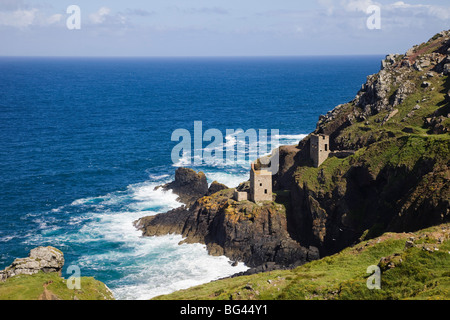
{"left": 153, "top": 223, "right": 450, "bottom": 300}
{"left": 295, "top": 133, "right": 449, "bottom": 195}
{"left": 296, "top": 60, "right": 449, "bottom": 194}
{"left": 0, "top": 272, "right": 115, "bottom": 300}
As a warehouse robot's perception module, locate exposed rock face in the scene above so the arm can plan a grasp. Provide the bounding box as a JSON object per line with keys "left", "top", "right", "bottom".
{"left": 158, "top": 167, "right": 209, "bottom": 207}
{"left": 157, "top": 167, "right": 229, "bottom": 208}
{"left": 283, "top": 138, "right": 449, "bottom": 257}
{"left": 207, "top": 181, "right": 228, "bottom": 196}
{"left": 0, "top": 247, "right": 64, "bottom": 282}
{"left": 134, "top": 188, "right": 319, "bottom": 269}
{"left": 265, "top": 31, "right": 450, "bottom": 257}
{"left": 425, "top": 115, "right": 450, "bottom": 134}
{"left": 315, "top": 30, "right": 450, "bottom": 150}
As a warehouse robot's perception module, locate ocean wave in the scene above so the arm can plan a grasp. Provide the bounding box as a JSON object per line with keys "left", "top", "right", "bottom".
{"left": 107, "top": 235, "right": 248, "bottom": 300}
{"left": 0, "top": 235, "right": 16, "bottom": 243}
{"left": 31, "top": 170, "right": 249, "bottom": 300}
{"left": 204, "top": 170, "right": 249, "bottom": 189}
{"left": 274, "top": 134, "right": 308, "bottom": 140}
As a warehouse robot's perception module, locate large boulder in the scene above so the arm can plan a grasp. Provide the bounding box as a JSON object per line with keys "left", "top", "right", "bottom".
{"left": 0, "top": 246, "right": 64, "bottom": 281}
{"left": 158, "top": 167, "right": 209, "bottom": 207}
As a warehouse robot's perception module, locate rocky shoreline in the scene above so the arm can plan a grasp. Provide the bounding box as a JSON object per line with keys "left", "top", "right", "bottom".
{"left": 134, "top": 167, "right": 320, "bottom": 273}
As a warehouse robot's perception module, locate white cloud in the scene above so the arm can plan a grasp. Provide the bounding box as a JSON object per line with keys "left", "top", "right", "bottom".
{"left": 341, "top": 0, "right": 379, "bottom": 13}
{"left": 427, "top": 5, "right": 450, "bottom": 20}
{"left": 89, "top": 7, "right": 111, "bottom": 24}
{"left": 0, "top": 8, "right": 37, "bottom": 28}
{"left": 382, "top": 1, "right": 450, "bottom": 21}
{"left": 316, "top": 0, "right": 450, "bottom": 20}
{"left": 0, "top": 5, "right": 61, "bottom": 28}
{"left": 47, "top": 13, "right": 62, "bottom": 25}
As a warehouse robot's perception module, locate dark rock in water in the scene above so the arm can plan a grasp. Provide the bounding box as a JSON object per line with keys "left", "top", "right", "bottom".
{"left": 158, "top": 167, "right": 209, "bottom": 208}
{"left": 134, "top": 206, "right": 191, "bottom": 237}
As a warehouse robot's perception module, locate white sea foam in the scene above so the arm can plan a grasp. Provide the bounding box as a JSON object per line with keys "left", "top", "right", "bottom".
{"left": 71, "top": 207, "right": 248, "bottom": 300}
{"left": 0, "top": 235, "right": 16, "bottom": 243}
{"left": 147, "top": 173, "right": 170, "bottom": 181}
{"left": 127, "top": 182, "right": 180, "bottom": 212}
{"left": 205, "top": 170, "right": 249, "bottom": 188}
{"left": 108, "top": 235, "right": 248, "bottom": 300}
{"left": 274, "top": 134, "right": 307, "bottom": 145}
{"left": 38, "top": 179, "right": 248, "bottom": 300}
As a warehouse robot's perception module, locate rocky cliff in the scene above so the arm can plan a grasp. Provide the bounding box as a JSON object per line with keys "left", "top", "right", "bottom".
{"left": 274, "top": 30, "right": 450, "bottom": 257}
{"left": 135, "top": 188, "right": 319, "bottom": 271}
{"left": 136, "top": 30, "right": 449, "bottom": 273}
{"left": 157, "top": 167, "right": 227, "bottom": 208}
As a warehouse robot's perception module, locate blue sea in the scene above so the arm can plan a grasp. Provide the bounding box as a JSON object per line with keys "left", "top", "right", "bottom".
{"left": 0, "top": 56, "right": 382, "bottom": 299}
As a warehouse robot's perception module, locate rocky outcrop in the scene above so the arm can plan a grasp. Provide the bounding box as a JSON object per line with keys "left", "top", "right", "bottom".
{"left": 315, "top": 30, "right": 450, "bottom": 151}
{"left": 0, "top": 246, "right": 64, "bottom": 282}
{"left": 283, "top": 136, "right": 449, "bottom": 257}
{"left": 134, "top": 188, "right": 319, "bottom": 269}
{"left": 425, "top": 115, "right": 450, "bottom": 134}
{"left": 158, "top": 167, "right": 209, "bottom": 207}
{"left": 266, "top": 31, "right": 450, "bottom": 257}
{"left": 207, "top": 181, "right": 228, "bottom": 196}
{"left": 157, "top": 167, "right": 230, "bottom": 208}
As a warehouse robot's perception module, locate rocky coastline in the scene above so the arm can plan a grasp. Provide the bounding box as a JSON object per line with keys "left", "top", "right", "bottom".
{"left": 134, "top": 167, "right": 320, "bottom": 274}
{"left": 135, "top": 30, "right": 450, "bottom": 276}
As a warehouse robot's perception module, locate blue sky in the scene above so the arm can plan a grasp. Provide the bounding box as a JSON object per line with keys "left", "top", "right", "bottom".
{"left": 1, "top": 0, "right": 450, "bottom": 56}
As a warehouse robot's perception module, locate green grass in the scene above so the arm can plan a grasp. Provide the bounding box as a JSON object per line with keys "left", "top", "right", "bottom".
{"left": 335, "top": 69, "right": 449, "bottom": 150}
{"left": 0, "top": 272, "right": 115, "bottom": 300}
{"left": 294, "top": 156, "right": 350, "bottom": 194}
{"left": 294, "top": 133, "right": 449, "bottom": 197}
{"left": 153, "top": 224, "right": 450, "bottom": 300}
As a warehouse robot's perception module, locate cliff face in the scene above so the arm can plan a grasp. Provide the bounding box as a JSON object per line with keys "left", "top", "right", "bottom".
{"left": 285, "top": 136, "right": 448, "bottom": 256}
{"left": 274, "top": 31, "right": 450, "bottom": 257}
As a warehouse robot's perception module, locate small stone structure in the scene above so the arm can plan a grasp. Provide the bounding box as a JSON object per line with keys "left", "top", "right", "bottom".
{"left": 234, "top": 162, "right": 272, "bottom": 203}
{"left": 233, "top": 133, "right": 352, "bottom": 202}
{"left": 250, "top": 162, "right": 272, "bottom": 202}
{"left": 233, "top": 190, "right": 248, "bottom": 201}
{"left": 310, "top": 134, "right": 330, "bottom": 167}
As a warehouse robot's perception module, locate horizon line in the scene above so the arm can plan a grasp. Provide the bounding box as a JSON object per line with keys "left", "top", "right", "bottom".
{"left": 0, "top": 53, "right": 387, "bottom": 59}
